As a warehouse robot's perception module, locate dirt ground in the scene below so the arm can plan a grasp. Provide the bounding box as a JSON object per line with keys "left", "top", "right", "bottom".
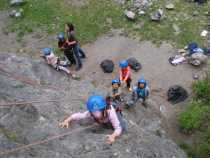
{"left": 77, "top": 29, "right": 209, "bottom": 141}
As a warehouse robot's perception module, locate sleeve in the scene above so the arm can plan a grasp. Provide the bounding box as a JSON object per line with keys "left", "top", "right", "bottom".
{"left": 117, "top": 87, "right": 122, "bottom": 95}
{"left": 107, "top": 87, "right": 113, "bottom": 97}
{"left": 124, "top": 67, "right": 131, "bottom": 81}
{"left": 46, "top": 56, "right": 51, "bottom": 65}
{"left": 70, "top": 111, "right": 92, "bottom": 121}
{"left": 146, "top": 86, "right": 150, "bottom": 97}
{"left": 119, "top": 69, "right": 123, "bottom": 81}
{"left": 132, "top": 86, "right": 137, "bottom": 101}
{"left": 108, "top": 106, "right": 122, "bottom": 136}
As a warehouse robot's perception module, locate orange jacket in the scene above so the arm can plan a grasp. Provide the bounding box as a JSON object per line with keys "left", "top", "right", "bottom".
{"left": 120, "top": 66, "right": 131, "bottom": 81}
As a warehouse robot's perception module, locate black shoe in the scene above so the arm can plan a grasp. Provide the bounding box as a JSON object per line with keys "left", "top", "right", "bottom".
{"left": 75, "top": 65, "right": 82, "bottom": 71}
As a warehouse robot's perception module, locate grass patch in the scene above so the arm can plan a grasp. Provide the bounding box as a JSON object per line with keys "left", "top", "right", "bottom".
{"left": 0, "top": 0, "right": 8, "bottom": 10}
{"left": 0, "top": 127, "right": 18, "bottom": 142}
{"left": 3, "top": 0, "right": 209, "bottom": 47}
{"left": 124, "top": 0, "right": 210, "bottom": 47}
{"left": 178, "top": 74, "right": 210, "bottom": 158}
{"left": 5, "top": 0, "right": 129, "bottom": 44}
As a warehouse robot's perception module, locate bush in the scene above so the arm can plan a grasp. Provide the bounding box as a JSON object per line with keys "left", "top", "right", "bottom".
{"left": 178, "top": 101, "right": 208, "bottom": 132}
{"left": 178, "top": 74, "right": 210, "bottom": 158}
{"left": 193, "top": 75, "right": 210, "bottom": 103}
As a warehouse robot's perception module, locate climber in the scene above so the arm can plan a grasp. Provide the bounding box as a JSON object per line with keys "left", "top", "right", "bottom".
{"left": 119, "top": 60, "right": 132, "bottom": 91}
{"left": 57, "top": 32, "right": 76, "bottom": 65}
{"left": 41, "top": 47, "right": 76, "bottom": 78}
{"left": 65, "top": 22, "right": 86, "bottom": 58}
{"left": 108, "top": 78, "right": 123, "bottom": 102}
{"left": 126, "top": 77, "right": 149, "bottom": 107}
{"left": 59, "top": 95, "right": 125, "bottom": 144}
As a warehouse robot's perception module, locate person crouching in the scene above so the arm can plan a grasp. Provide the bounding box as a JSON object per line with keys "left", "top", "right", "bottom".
{"left": 126, "top": 77, "right": 149, "bottom": 108}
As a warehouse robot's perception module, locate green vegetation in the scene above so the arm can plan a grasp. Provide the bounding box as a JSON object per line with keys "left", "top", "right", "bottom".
{"left": 1, "top": 0, "right": 209, "bottom": 47}
{"left": 2, "top": 0, "right": 130, "bottom": 43}
{"left": 178, "top": 75, "right": 210, "bottom": 158}
{"left": 0, "top": 0, "right": 8, "bottom": 10}
{"left": 0, "top": 127, "right": 18, "bottom": 142}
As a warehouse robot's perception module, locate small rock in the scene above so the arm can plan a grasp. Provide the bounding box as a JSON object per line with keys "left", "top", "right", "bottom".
{"left": 193, "top": 74, "right": 199, "bottom": 80}
{"left": 134, "top": 2, "right": 141, "bottom": 9}
{"left": 172, "top": 24, "right": 181, "bottom": 35}
{"left": 200, "top": 30, "right": 208, "bottom": 37}
{"left": 9, "top": 10, "right": 17, "bottom": 17}
{"left": 151, "top": 9, "right": 164, "bottom": 21}
{"left": 124, "top": 10, "right": 136, "bottom": 21}
{"left": 192, "top": 11, "right": 199, "bottom": 16}
{"left": 165, "top": 3, "right": 175, "bottom": 10}
{"left": 10, "top": 0, "right": 25, "bottom": 6}
{"left": 138, "top": 10, "right": 146, "bottom": 15}
{"left": 207, "top": 24, "right": 210, "bottom": 30}
{"left": 159, "top": 105, "right": 166, "bottom": 113}
{"left": 9, "top": 9, "right": 23, "bottom": 18}
{"left": 18, "top": 49, "right": 24, "bottom": 53}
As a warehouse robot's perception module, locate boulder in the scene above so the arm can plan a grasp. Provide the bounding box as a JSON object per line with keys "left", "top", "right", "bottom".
{"left": 124, "top": 10, "right": 136, "bottom": 21}
{"left": 10, "top": 0, "right": 25, "bottom": 6}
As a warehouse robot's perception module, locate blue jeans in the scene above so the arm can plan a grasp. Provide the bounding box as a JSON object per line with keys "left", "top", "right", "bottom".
{"left": 73, "top": 45, "right": 82, "bottom": 69}
{"left": 77, "top": 44, "right": 86, "bottom": 58}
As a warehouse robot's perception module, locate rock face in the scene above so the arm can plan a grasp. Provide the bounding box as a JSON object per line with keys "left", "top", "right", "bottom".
{"left": 0, "top": 53, "right": 187, "bottom": 158}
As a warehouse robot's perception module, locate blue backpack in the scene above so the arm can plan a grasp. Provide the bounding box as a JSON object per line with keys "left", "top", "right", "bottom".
{"left": 188, "top": 42, "right": 198, "bottom": 55}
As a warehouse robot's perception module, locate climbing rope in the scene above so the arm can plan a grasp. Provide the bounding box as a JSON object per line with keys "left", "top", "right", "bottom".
{"left": 0, "top": 124, "right": 98, "bottom": 156}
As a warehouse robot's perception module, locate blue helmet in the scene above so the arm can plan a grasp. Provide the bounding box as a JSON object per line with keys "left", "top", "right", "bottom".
{"left": 42, "top": 48, "right": 52, "bottom": 56}
{"left": 57, "top": 32, "right": 65, "bottom": 40}
{"left": 112, "top": 78, "right": 120, "bottom": 85}
{"left": 119, "top": 60, "right": 128, "bottom": 68}
{"left": 86, "top": 95, "right": 106, "bottom": 112}
{"left": 138, "top": 78, "right": 147, "bottom": 86}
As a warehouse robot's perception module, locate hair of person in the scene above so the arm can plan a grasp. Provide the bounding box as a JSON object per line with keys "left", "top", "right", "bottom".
{"left": 66, "top": 22, "right": 74, "bottom": 31}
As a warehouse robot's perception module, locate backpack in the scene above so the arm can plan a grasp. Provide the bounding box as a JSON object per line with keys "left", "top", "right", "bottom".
{"left": 127, "top": 57, "right": 142, "bottom": 71}
{"left": 167, "top": 85, "right": 188, "bottom": 104}
{"left": 100, "top": 60, "right": 114, "bottom": 73}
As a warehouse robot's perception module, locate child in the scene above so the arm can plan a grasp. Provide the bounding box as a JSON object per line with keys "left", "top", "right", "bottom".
{"left": 126, "top": 77, "right": 149, "bottom": 107}
{"left": 119, "top": 60, "right": 132, "bottom": 91}
{"left": 108, "top": 78, "right": 122, "bottom": 102}
{"left": 59, "top": 95, "right": 125, "bottom": 144}
{"left": 41, "top": 47, "right": 76, "bottom": 78}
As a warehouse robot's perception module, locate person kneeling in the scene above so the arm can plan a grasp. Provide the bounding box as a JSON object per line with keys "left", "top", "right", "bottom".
{"left": 109, "top": 78, "right": 123, "bottom": 102}
{"left": 126, "top": 77, "right": 149, "bottom": 108}
{"left": 59, "top": 95, "right": 125, "bottom": 144}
